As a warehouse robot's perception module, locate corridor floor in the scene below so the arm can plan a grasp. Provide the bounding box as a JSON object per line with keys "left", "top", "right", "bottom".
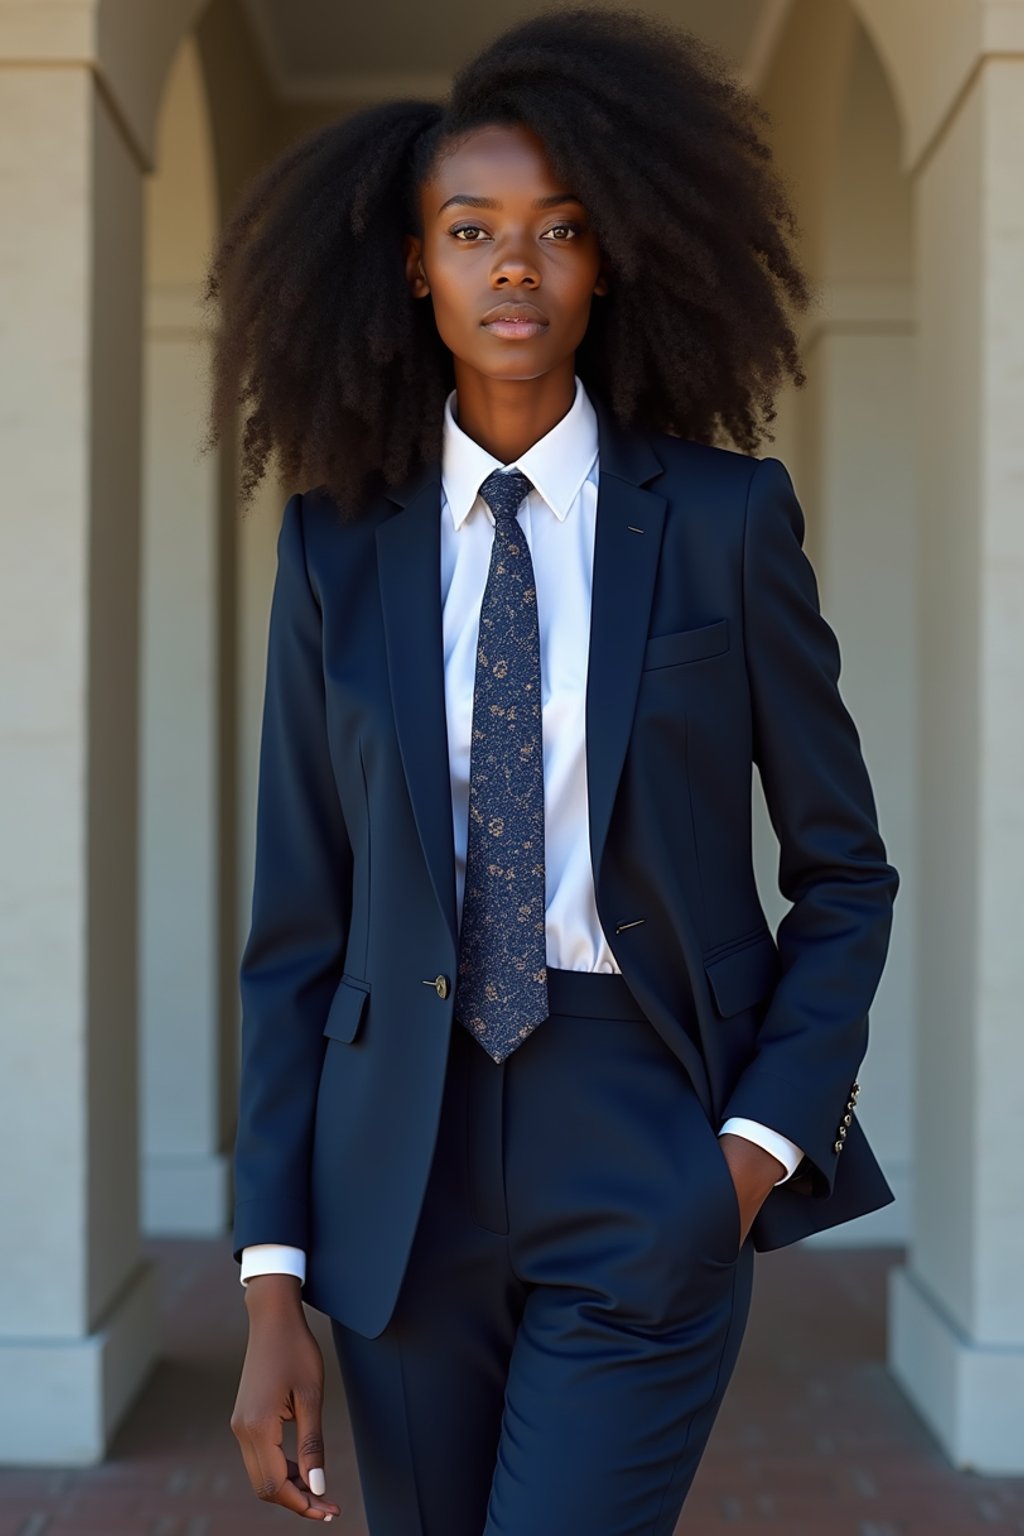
{"left": 2, "top": 1241, "right": 1022, "bottom": 1535}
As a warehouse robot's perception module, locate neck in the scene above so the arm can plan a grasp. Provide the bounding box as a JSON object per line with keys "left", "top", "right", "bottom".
{"left": 451, "top": 361, "right": 576, "bottom": 463}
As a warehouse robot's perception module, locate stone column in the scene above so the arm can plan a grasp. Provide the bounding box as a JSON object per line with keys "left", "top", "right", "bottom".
{"left": 0, "top": 35, "right": 162, "bottom": 1466}
{"left": 889, "top": 51, "right": 1024, "bottom": 1473}
{"left": 797, "top": 287, "right": 918, "bottom": 1244}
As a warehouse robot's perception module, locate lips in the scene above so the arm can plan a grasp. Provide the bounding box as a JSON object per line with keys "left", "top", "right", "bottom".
{"left": 481, "top": 301, "right": 549, "bottom": 325}
{"left": 481, "top": 301, "right": 549, "bottom": 340}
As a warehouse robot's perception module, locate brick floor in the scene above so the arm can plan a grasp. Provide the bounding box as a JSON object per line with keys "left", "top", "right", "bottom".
{"left": 1, "top": 1241, "right": 1022, "bottom": 1534}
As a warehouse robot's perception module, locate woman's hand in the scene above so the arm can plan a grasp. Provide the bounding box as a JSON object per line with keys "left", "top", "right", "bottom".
{"left": 230, "top": 1275, "right": 342, "bottom": 1522}
{"left": 717, "top": 1133, "right": 786, "bottom": 1246}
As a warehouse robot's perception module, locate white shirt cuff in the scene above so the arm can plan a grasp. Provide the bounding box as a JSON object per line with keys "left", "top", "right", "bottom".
{"left": 239, "top": 1244, "right": 307, "bottom": 1287}
{"left": 718, "top": 1117, "right": 804, "bottom": 1185}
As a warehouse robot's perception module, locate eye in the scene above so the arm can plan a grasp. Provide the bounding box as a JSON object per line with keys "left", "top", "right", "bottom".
{"left": 448, "top": 221, "right": 586, "bottom": 243}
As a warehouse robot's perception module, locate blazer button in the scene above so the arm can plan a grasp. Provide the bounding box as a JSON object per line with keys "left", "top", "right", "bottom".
{"left": 434, "top": 974, "right": 451, "bottom": 1000}
{"left": 834, "top": 1138, "right": 844, "bottom": 1154}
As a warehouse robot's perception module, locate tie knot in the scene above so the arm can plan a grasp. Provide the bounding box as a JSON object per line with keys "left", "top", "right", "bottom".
{"left": 477, "top": 467, "right": 533, "bottom": 524}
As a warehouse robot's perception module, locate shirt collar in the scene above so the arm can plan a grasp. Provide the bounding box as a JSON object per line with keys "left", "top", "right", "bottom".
{"left": 441, "top": 373, "right": 599, "bottom": 530}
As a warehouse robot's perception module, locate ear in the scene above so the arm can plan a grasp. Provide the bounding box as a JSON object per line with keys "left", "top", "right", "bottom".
{"left": 403, "top": 233, "right": 430, "bottom": 298}
{"left": 593, "top": 261, "right": 610, "bottom": 298}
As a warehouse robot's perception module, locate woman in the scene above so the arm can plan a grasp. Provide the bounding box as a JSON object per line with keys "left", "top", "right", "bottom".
{"left": 205, "top": 7, "right": 900, "bottom": 1531}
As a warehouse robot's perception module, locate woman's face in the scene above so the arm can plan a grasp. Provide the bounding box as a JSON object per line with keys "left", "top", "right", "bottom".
{"left": 405, "top": 122, "right": 608, "bottom": 384}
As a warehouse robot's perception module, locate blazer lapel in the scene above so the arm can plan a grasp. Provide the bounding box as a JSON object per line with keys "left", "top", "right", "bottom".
{"left": 374, "top": 396, "right": 667, "bottom": 956}
{"left": 585, "top": 397, "right": 667, "bottom": 886}
{"left": 375, "top": 460, "right": 461, "bottom": 952}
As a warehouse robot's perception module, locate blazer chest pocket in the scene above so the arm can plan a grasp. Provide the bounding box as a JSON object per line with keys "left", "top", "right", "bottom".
{"left": 322, "top": 973, "right": 370, "bottom": 1043}
{"left": 703, "top": 931, "right": 779, "bottom": 1017}
{"left": 642, "top": 617, "right": 729, "bottom": 671}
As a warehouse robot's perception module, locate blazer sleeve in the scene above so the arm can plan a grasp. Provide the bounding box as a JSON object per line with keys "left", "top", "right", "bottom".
{"left": 231, "top": 492, "right": 354, "bottom": 1262}
{"left": 719, "top": 456, "right": 900, "bottom": 1195}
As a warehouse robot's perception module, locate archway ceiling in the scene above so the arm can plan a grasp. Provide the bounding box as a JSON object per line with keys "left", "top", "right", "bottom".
{"left": 241, "top": 0, "right": 791, "bottom": 102}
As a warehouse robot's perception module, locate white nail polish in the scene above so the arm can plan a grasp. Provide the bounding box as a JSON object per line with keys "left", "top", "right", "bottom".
{"left": 309, "top": 1467, "right": 326, "bottom": 1496}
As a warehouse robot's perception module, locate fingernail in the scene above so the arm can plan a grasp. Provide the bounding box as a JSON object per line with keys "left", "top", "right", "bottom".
{"left": 324, "top": 1517, "right": 333, "bottom": 1524}
{"left": 309, "top": 1467, "right": 326, "bottom": 1496}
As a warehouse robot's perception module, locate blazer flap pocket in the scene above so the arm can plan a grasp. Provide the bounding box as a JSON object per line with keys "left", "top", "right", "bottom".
{"left": 703, "top": 932, "right": 779, "bottom": 1017}
{"left": 323, "top": 974, "right": 370, "bottom": 1043}
{"left": 642, "top": 618, "right": 729, "bottom": 671}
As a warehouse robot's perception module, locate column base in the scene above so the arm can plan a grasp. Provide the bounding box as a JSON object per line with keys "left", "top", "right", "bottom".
{"left": 0, "top": 1259, "right": 159, "bottom": 1465}
{"left": 142, "top": 1151, "right": 230, "bottom": 1234}
{"left": 889, "top": 1264, "right": 1024, "bottom": 1473}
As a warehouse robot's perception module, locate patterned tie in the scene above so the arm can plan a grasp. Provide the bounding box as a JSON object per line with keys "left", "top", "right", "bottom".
{"left": 455, "top": 466, "right": 550, "bottom": 1063}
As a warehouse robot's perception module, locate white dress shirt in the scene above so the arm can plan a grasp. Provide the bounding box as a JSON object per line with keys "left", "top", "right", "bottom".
{"left": 240, "top": 375, "right": 802, "bottom": 1287}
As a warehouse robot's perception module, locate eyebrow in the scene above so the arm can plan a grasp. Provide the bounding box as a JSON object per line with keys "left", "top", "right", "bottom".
{"left": 437, "top": 193, "right": 585, "bottom": 216}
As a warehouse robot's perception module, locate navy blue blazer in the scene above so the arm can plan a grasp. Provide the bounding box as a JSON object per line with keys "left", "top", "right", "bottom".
{"left": 232, "top": 396, "right": 900, "bottom": 1338}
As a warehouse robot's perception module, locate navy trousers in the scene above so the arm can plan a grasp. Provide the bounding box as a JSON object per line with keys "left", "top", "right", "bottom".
{"left": 330, "top": 967, "right": 755, "bottom": 1536}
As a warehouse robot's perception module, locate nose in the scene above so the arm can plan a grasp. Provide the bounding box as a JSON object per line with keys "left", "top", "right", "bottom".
{"left": 491, "top": 233, "right": 540, "bottom": 288}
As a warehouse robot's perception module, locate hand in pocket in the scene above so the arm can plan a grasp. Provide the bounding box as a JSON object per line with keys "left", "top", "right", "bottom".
{"left": 717, "top": 1133, "right": 785, "bottom": 1245}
